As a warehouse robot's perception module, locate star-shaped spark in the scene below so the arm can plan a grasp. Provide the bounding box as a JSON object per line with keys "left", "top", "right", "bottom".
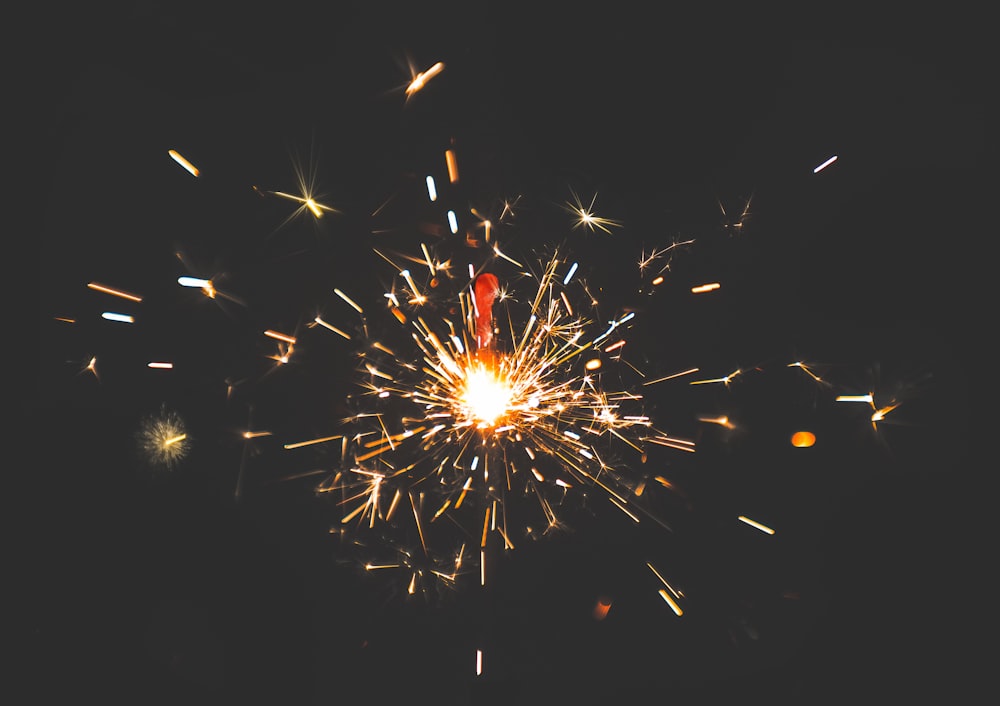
{"left": 563, "top": 188, "right": 622, "bottom": 234}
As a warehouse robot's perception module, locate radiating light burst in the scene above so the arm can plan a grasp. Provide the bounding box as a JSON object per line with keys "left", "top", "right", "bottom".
{"left": 313, "top": 241, "right": 690, "bottom": 598}
{"left": 44, "top": 44, "right": 936, "bottom": 681}
{"left": 136, "top": 405, "right": 190, "bottom": 470}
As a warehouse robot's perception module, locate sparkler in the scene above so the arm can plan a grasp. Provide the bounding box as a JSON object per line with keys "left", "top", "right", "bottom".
{"left": 42, "top": 43, "right": 937, "bottom": 687}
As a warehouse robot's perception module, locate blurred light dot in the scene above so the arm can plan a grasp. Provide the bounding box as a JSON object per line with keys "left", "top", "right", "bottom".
{"left": 790, "top": 431, "right": 816, "bottom": 448}
{"left": 585, "top": 358, "right": 602, "bottom": 370}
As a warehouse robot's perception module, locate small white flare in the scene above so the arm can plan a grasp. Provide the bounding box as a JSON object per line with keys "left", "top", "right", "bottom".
{"left": 813, "top": 155, "right": 838, "bottom": 173}
{"left": 101, "top": 312, "right": 134, "bottom": 323}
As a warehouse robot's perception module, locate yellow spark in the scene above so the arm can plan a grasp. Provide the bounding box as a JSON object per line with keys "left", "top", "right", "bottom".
{"left": 168, "top": 149, "right": 199, "bottom": 177}
{"left": 871, "top": 402, "right": 900, "bottom": 427}
{"left": 87, "top": 282, "right": 143, "bottom": 302}
{"left": 643, "top": 367, "right": 699, "bottom": 386}
{"left": 563, "top": 188, "right": 621, "bottom": 234}
{"left": 691, "top": 282, "right": 721, "bottom": 294}
{"left": 445, "top": 148, "right": 459, "bottom": 183}
{"left": 738, "top": 515, "right": 775, "bottom": 535}
{"left": 836, "top": 393, "right": 874, "bottom": 403}
{"left": 242, "top": 430, "right": 272, "bottom": 439}
{"left": 690, "top": 368, "right": 742, "bottom": 386}
{"left": 263, "top": 329, "right": 297, "bottom": 344}
{"left": 658, "top": 589, "right": 684, "bottom": 616}
{"left": 137, "top": 406, "right": 190, "bottom": 468}
{"left": 147, "top": 361, "right": 173, "bottom": 369}
{"left": 334, "top": 288, "right": 364, "bottom": 314}
{"left": 312, "top": 316, "right": 351, "bottom": 339}
{"left": 283, "top": 434, "right": 343, "bottom": 450}
{"left": 405, "top": 61, "right": 445, "bottom": 97}
{"left": 698, "top": 415, "right": 734, "bottom": 429}
{"left": 271, "top": 190, "right": 337, "bottom": 218}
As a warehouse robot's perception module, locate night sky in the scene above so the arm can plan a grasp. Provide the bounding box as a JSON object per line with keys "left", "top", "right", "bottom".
{"left": 29, "top": 3, "right": 988, "bottom": 704}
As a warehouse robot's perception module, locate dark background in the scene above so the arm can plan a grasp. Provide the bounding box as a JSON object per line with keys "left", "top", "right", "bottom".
{"left": 28, "top": 2, "right": 988, "bottom": 704}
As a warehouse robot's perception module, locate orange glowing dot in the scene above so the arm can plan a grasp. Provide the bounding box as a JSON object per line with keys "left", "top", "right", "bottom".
{"left": 430, "top": 277, "right": 439, "bottom": 288}
{"left": 593, "top": 596, "right": 612, "bottom": 620}
{"left": 585, "top": 358, "right": 602, "bottom": 370}
{"left": 790, "top": 431, "right": 816, "bottom": 448}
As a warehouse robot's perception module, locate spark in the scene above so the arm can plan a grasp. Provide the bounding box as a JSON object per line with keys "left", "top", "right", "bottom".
{"left": 405, "top": 61, "right": 445, "bottom": 98}
{"left": 167, "top": 149, "right": 199, "bottom": 177}
{"left": 315, "top": 247, "right": 686, "bottom": 593}
{"left": 82, "top": 356, "right": 99, "bottom": 380}
{"left": 177, "top": 276, "right": 217, "bottom": 298}
{"left": 284, "top": 434, "right": 344, "bottom": 450}
{"left": 648, "top": 563, "right": 684, "bottom": 616}
{"left": 737, "top": 515, "right": 775, "bottom": 535}
{"left": 87, "top": 282, "right": 142, "bottom": 302}
{"left": 445, "top": 148, "right": 459, "bottom": 183}
{"left": 311, "top": 316, "right": 352, "bottom": 339}
{"left": 788, "top": 360, "right": 825, "bottom": 384}
{"left": 425, "top": 175, "right": 438, "bottom": 201}
{"left": 101, "top": 312, "right": 134, "bottom": 323}
{"left": 836, "top": 393, "right": 873, "bottom": 403}
{"left": 698, "top": 415, "right": 735, "bottom": 429}
{"left": 718, "top": 194, "right": 752, "bottom": 235}
{"left": 690, "top": 282, "right": 721, "bottom": 294}
{"left": 563, "top": 188, "right": 621, "bottom": 234}
{"left": 136, "top": 406, "right": 190, "bottom": 469}
{"left": 690, "top": 368, "right": 742, "bottom": 386}
{"left": 147, "top": 361, "right": 173, "bottom": 369}
{"left": 813, "top": 155, "right": 838, "bottom": 173}
{"left": 263, "top": 329, "right": 297, "bottom": 345}
{"left": 643, "top": 367, "right": 699, "bottom": 386}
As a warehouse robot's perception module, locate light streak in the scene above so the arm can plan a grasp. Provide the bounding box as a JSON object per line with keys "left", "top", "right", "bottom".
{"left": 643, "top": 367, "right": 699, "bottom": 386}
{"left": 690, "top": 369, "right": 742, "bottom": 386}
{"left": 813, "top": 155, "right": 838, "bottom": 173}
{"left": 691, "top": 282, "right": 720, "bottom": 294}
{"left": 312, "top": 316, "right": 351, "bottom": 339}
{"left": 101, "top": 312, "right": 134, "bottom": 323}
{"left": 284, "top": 434, "right": 343, "bottom": 450}
{"left": 445, "top": 149, "right": 459, "bottom": 183}
{"left": 263, "top": 329, "right": 297, "bottom": 344}
{"left": 405, "top": 61, "right": 445, "bottom": 98}
{"left": 147, "top": 361, "right": 173, "bottom": 369}
{"left": 737, "top": 515, "right": 775, "bottom": 535}
{"left": 87, "top": 282, "right": 142, "bottom": 302}
{"left": 836, "top": 393, "right": 873, "bottom": 403}
{"left": 167, "top": 149, "right": 199, "bottom": 177}
{"left": 426, "top": 175, "right": 438, "bottom": 201}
